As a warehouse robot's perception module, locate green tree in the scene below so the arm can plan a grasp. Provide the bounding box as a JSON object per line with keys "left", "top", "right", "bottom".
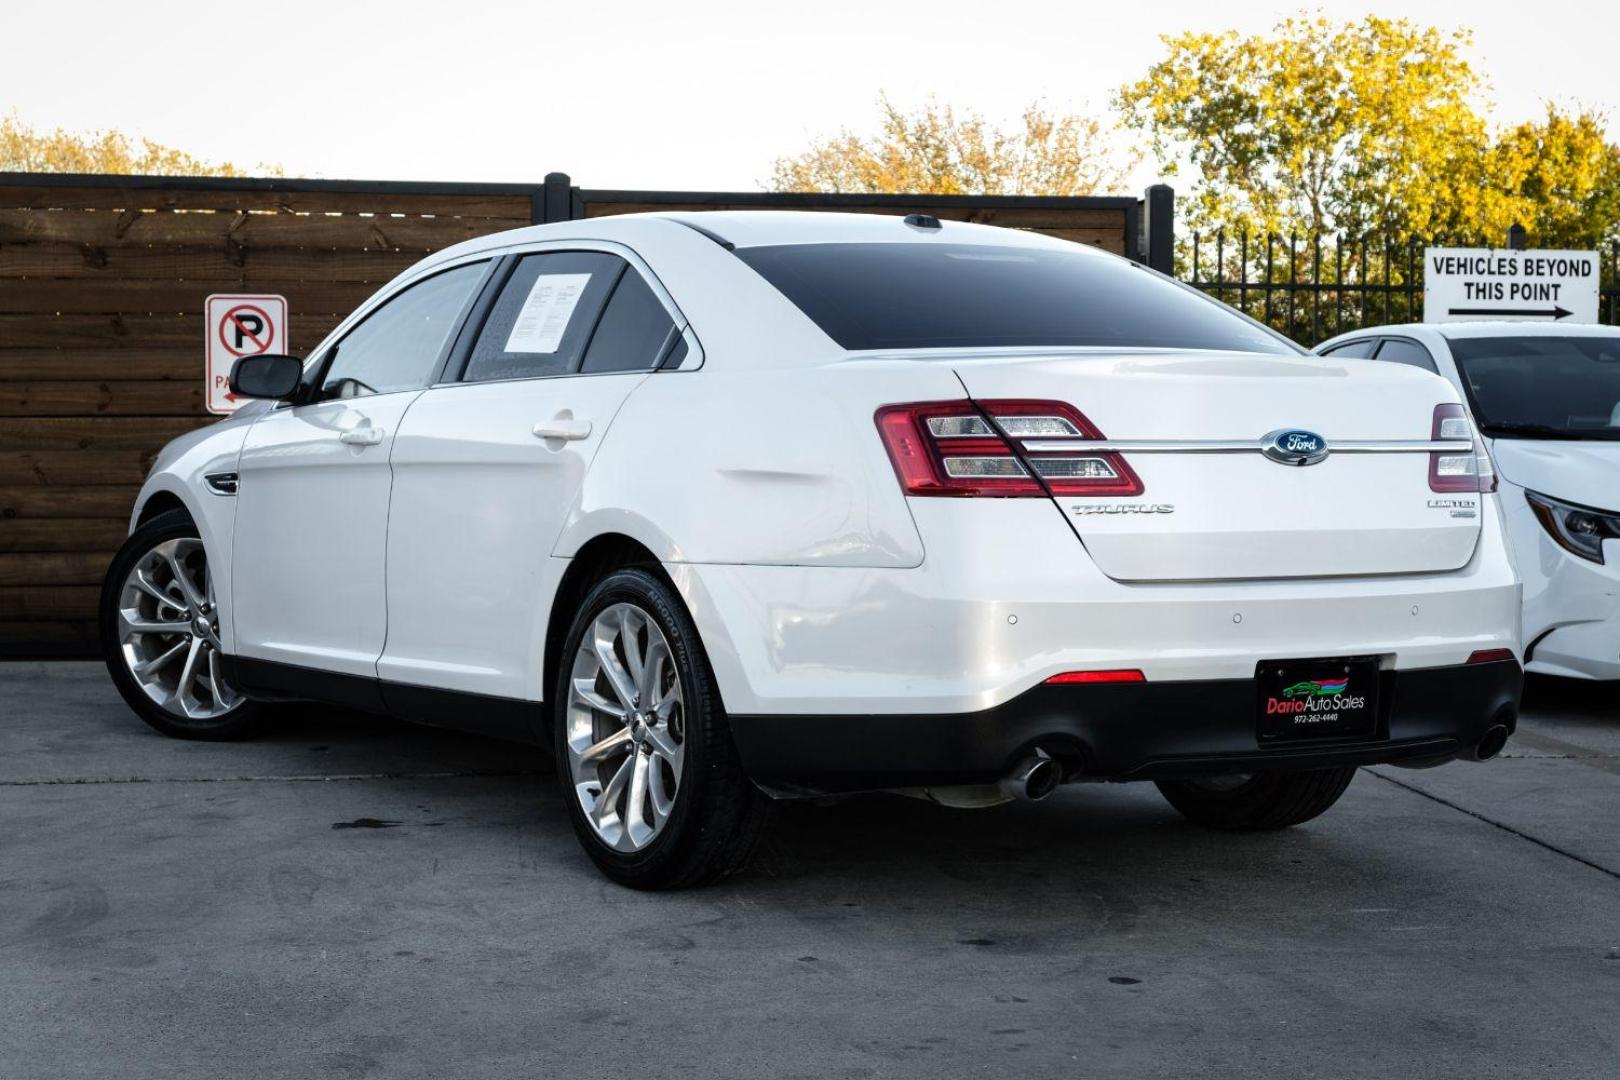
{"left": 1117, "top": 16, "right": 1505, "bottom": 241}
{"left": 0, "top": 114, "right": 263, "bottom": 176}
{"left": 771, "top": 95, "right": 1138, "bottom": 196}
{"left": 1492, "top": 106, "right": 1620, "bottom": 247}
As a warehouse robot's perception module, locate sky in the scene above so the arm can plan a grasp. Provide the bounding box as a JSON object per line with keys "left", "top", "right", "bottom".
{"left": 3, "top": 0, "right": 1617, "bottom": 194}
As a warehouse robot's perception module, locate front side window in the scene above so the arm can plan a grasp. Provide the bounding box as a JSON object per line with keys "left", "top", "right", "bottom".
{"left": 318, "top": 262, "right": 486, "bottom": 399}
{"left": 734, "top": 242, "right": 1298, "bottom": 354}
{"left": 463, "top": 252, "right": 623, "bottom": 382}
{"left": 1449, "top": 335, "right": 1620, "bottom": 439}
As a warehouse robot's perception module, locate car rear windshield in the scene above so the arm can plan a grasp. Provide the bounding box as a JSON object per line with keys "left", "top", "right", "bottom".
{"left": 733, "top": 242, "right": 1297, "bottom": 354}
{"left": 1448, "top": 335, "right": 1620, "bottom": 440}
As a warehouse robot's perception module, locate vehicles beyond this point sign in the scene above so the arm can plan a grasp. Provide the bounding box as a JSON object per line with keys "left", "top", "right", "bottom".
{"left": 205, "top": 294, "right": 288, "bottom": 415}
{"left": 1423, "top": 248, "right": 1599, "bottom": 324}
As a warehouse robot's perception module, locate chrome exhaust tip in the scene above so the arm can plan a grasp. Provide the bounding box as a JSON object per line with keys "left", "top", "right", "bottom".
{"left": 1001, "top": 752, "right": 1061, "bottom": 802}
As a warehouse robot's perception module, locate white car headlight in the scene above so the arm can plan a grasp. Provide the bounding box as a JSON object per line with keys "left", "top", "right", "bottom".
{"left": 1526, "top": 490, "right": 1620, "bottom": 564}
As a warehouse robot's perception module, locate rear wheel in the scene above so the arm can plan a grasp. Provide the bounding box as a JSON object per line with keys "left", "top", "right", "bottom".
{"left": 555, "top": 567, "right": 768, "bottom": 889}
{"left": 100, "top": 509, "right": 267, "bottom": 740}
{"left": 1155, "top": 767, "right": 1357, "bottom": 830}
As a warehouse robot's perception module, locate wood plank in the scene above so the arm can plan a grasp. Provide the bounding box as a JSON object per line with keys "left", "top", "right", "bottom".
{"left": 0, "top": 619, "right": 98, "bottom": 646}
{"left": 0, "top": 208, "right": 525, "bottom": 251}
{"left": 0, "top": 450, "right": 157, "bottom": 485}
{"left": 0, "top": 486, "right": 137, "bottom": 518}
{"left": 0, "top": 279, "right": 378, "bottom": 315}
{"left": 0, "top": 585, "right": 99, "bottom": 619}
{"left": 0, "top": 417, "right": 207, "bottom": 451}
{"left": 0, "top": 243, "right": 424, "bottom": 283}
{"left": 1039, "top": 228, "right": 1127, "bottom": 252}
{"left": 0, "top": 518, "right": 127, "bottom": 552}
{"left": 0, "top": 312, "right": 341, "bottom": 350}
{"left": 585, "top": 200, "right": 1126, "bottom": 230}
{"left": 0, "top": 184, "right": 531, "bottom": 218}
{"left": 0, "top": 381, "right": 203, "bottom": 416}
{"left": 0, "top": 551, "right": 112, "bottom": 586}
{"left": 0, "top": 350, "right": 201, "bottom": 381}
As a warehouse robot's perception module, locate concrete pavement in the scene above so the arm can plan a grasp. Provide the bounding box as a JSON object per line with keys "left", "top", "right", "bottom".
{"left": 1, "top": 662, "right": 1616, "bottom": 1078}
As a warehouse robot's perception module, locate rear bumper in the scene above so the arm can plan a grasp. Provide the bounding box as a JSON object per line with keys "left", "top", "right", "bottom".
{"left": 677, "top": 498, "right": 1521, "bottom": 717}
{"left": 731, "top": 659, "right": 1523, "bottom": 797}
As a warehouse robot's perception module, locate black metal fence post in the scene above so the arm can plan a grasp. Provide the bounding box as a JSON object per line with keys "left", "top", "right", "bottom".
{"left": 1143, "top": 184, "right": 1175, "bottom": 275}
{"left": 1507, "top": 223, "right": 1527, "bottom": 251}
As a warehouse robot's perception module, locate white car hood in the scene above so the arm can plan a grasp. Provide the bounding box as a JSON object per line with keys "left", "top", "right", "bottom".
{"left": 1489, "top": 437, "right": 1620, "bottom": 511}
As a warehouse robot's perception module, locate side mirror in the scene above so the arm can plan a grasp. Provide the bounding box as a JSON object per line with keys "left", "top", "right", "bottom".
{"left": 229, "top": 353, "right": 303, "bottom": 401}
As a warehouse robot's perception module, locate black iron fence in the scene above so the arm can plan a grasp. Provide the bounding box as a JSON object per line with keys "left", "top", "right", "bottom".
{"left": 1185, "top": 232, "right": 1620, "bottom": 347}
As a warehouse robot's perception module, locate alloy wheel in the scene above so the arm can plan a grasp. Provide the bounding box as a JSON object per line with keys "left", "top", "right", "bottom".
{"left": 565, "top": 602, "right": 686, "bottom": 852}
{"left": 115, "top": 537, "right": 241, "bottom": 720}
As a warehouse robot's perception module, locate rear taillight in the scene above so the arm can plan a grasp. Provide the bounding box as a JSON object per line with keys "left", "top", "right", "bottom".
{"left": 1429, "top": 403, "right": 1497, "bottom": 494}
{"left": 874, "top": 399, "right": 1142, "bottom": 498}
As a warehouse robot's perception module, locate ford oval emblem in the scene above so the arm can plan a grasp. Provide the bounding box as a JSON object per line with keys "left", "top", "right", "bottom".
{"left": 1260, "top": 429, "right": 1329, "bottom": 466}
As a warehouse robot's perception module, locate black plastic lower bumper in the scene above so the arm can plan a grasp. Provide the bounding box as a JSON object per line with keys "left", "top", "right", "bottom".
{"left": 729, "top": 659, "right": 1523, "bottom": 797}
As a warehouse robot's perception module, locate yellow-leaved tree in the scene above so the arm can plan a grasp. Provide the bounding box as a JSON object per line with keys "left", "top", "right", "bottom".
{"left": 1116, "top": 15, "right": 1620, "bottom": 248}
{"left": 770, "top": 96, "right": 1138, "bottom": 196}
{"left": 1117, "top": 16, "right": 1505, "bottom": 241}
{"left": 1491, "top": 106, "right": 1620, "bottom": 249}
{"left": 0, "top": 114, "right": 263, "bottom": 176}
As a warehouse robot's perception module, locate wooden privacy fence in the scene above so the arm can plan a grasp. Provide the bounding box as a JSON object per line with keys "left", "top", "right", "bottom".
{"left": 0, "top": 172, "right": 1170, "bottom": 655}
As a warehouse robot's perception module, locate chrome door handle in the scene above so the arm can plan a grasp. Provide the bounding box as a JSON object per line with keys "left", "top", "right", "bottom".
{"left": 339, "top": 427, "right": 385, "bottom": 446}
{"left": 532, "top": 419, "right": 592, "bottom": 441}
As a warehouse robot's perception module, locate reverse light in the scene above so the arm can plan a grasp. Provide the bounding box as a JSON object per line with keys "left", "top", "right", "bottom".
{"left": 875, "top": 400, "right": 1143, "bottom": 497}
{"left": 1526, "top": 490, "right": 1620, "bottom": 564}
{"left": 1429, "top": 403, "right": 1497, "bottom": 494}
{"left": 1044, "top": 669, "right": 1147, "bottom": 684}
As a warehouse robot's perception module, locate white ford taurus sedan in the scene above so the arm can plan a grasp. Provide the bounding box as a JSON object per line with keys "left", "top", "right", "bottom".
{"left": 102, "top": 211, "right": 1523, "bottom": 888}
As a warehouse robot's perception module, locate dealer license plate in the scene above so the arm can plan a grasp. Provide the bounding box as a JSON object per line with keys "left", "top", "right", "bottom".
{"left": 1256, "top": 657, "right": 1380, "bottom": 742}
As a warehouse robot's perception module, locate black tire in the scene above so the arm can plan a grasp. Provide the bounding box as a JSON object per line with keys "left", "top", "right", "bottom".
{"left": 553, "top": 567, "right": 768, "bottom": 889}
{"left": 1155, "top": 767, "right": 1357, "bottom": 831}
{"left": 100, "top": 509, "right": 269, "bottom": 741}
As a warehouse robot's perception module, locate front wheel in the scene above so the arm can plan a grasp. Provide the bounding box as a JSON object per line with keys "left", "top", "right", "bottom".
{"left": 1155, "top": 767, "right": 1357, "bottom": 831}
{"left": 100, "top": 509, "right": 267, "bottom": 740}
{"left": 554, "top": 567, "right": 768, "bottom": 889}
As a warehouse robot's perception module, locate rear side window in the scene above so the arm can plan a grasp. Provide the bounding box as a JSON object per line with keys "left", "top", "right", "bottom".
{"left": 463, "top": 252, "right": 623, "bottom": 382}
{"left": 1320, "top": 339, "right": 1376, "bottom": 358}
{"left": 580, "top": 269, "right": 679, "bottom": 374}
{"left": 734, "top": 242, "right": 1297, "bottom": 354}
{"left": 1375, "top": 338, "right": 1440, "bottom": 373}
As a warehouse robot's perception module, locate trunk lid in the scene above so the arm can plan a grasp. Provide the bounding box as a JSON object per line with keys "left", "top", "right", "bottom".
{"left": 949, "top": 351, "right": 1481, "bottom": 582}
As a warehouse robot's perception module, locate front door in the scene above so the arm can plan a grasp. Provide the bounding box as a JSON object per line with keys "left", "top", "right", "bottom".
{"left": 231, "top": 260, "right": 489, "bottom": 680}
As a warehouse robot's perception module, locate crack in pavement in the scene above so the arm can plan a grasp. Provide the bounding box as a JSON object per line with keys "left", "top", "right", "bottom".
{"left": 1502, "top": 728, "right": 1620, "bottom": 778}
{"left": 0, "top": 770, "right": 544, "bottom": 787}
{"left": 1366, "top": 766, "right": 1620, "bottom": 883}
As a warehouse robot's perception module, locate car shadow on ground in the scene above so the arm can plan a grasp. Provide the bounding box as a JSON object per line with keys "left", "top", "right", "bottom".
{"left": 289, "top": 712, "right": 1453, "bottom": 921}
{"left": 1521, "top": 673, "right": 1618, "bottom": 725}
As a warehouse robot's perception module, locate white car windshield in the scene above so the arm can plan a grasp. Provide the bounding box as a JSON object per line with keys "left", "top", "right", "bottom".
{"left": 1449, "top": 335, "right": 1620, "bottom": 440}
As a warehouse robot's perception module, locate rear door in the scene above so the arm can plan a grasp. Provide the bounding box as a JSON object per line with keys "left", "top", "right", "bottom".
{"left": 380, "top": 247, "right": 688, "bottom": 704}
{"left": 951, "top": 352, "right": 1482, "bottom": 582}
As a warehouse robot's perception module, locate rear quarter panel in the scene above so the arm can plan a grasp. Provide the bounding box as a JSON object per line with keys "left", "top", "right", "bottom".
{"left": 554, "top": 360, "right": 964, "bottom": 568}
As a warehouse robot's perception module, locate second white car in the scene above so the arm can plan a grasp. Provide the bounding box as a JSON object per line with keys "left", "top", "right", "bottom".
{"left": 1317, "top": 321, "right": 1620, "bottom": 681}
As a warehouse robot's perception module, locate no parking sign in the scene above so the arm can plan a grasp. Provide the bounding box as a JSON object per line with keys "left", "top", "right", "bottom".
{"left": 205, "top": 294, "right": 287, "bottom": 414}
